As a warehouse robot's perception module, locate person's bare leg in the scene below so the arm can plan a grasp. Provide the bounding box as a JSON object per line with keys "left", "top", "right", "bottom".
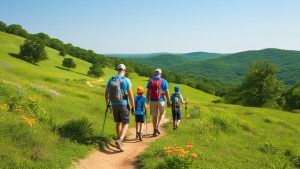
{"left": 173, "top": 120, "right": 176, "bottom": 129}
{"left": 139, "top": 123, "right": 143, "bottom": 133}
{"left": 136, "top": 123, "right": 138, "bottom": 135}
{"left": 116, "top": 123, "right": 122, "bottom": 139}
{"left": 152, "top": 116, "right": 157, "bottom": 130}
{"left": 157, "top": 113, "right": 165, "bottom": 130}
{"left": 176, "top": 120, "right": 181, "bottom": 127}
{"left": 119, "top": 123, "right": 129, "bottom": 140}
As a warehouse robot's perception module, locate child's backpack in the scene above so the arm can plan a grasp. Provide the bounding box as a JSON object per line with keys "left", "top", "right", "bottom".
{"left": 108, "top": 76, "right": 125, "bottom": 102}
{"left": 135, "top": 97, "right": 144, "bottom": 112}
{"left": 149, "top": 79, "right": 163, "bottom": 100}
{"left": 172, "top": 93, "right": 180, "bottom": 111}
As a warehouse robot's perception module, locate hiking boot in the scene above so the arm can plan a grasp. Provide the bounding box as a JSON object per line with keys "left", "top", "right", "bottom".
{"left": 153, "top": 131, "right": 157, "bottom": 137}
{"left": 138, "top": 132, "right": 143, "bottom": 141}
{"left": 115, "top": 139, "right": 123, "bottom": 151}
{"left": 155, "top": 128, "right": 161, "bottom": 135}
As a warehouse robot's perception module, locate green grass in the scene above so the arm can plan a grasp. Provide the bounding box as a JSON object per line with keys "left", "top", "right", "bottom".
{"left": 1, "top": 31, "right": 300, "bottom": 169}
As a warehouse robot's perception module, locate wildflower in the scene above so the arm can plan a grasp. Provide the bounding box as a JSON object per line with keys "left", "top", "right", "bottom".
{"left": 186, "top": 143, "right": 194, "bottom": 148}
{"left": 191, "top": 153, "right": 197, "bottom": 160}
{"left": 20, "top": 115, "right": 35, "bottom": 127}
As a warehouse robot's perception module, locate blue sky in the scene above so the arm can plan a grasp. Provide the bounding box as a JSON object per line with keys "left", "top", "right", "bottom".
{"left": 1, "top": 0, "right": 300, "bottom": 54}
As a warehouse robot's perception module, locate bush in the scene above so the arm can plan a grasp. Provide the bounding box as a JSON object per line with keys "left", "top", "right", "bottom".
{"left": 62, "top": 58, "right": 76, "bottom": 70}
{"left": 59, "top": 117, "right": 94, "bottom": 143}
{"left": 19, "top": 39, "right": 48, "bottom": 64}
{"left": 88, "top": 63, "right": 105, "bottom": 77}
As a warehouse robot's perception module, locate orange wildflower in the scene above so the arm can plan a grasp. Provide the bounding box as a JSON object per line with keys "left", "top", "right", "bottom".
{"left": 186, "top": 143, "right": 194, "bottom": 148}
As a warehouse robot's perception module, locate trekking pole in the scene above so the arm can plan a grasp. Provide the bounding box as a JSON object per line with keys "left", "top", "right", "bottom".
{"left": 185, "top": 98, "right": 187, "bottom": 123}
{"left": 145, "top": 110, "right": 147, "bottom": 140}
{"left": 101, "top": 100, "right": 111, "bottom": 136}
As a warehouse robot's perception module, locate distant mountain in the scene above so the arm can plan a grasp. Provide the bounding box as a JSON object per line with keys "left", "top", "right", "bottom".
{"left": 104, "top": 53, "right": 167, "bottom": 58}
{"left": 122, "top": 52, "right": 224, "bottom": 70}
{"left": 170, "top": 48, "right": 300, "bottom": 85}
{"left": 181, "top": 52, "right": 226, "bottom": 61}
{"left": 127, "top": 54, "right": 193, "bottom": 69}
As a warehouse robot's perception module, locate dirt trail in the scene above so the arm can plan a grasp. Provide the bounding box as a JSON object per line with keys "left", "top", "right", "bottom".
{"left": 74, "top": 119, "right": 168, "bottom": 169}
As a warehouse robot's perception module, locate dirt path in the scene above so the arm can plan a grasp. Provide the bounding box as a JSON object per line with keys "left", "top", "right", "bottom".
{"left": 74, "top": 119, "right": 168, "bottom": 169}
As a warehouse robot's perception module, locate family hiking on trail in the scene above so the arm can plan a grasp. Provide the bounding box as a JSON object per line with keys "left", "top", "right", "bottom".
{"left": 105, "top": 64, "right": 187, "bottom": 151}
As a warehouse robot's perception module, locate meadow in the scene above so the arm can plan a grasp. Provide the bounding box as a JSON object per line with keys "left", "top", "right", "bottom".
{"left": 1, "top": 31, "right": 300, "bottom": 169}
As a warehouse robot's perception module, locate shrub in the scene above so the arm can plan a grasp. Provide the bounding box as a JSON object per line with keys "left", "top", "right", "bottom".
{"left": 293, "top": 156, "right": 300, "bottom": 168}
{"left": 88, "top": 63, "right": 105, "bottom": 78}
{"left": 59, "top": 117, "right": 94, "bottom": 143}
{"left": 259, "top": 143, "right": 277, "bottom": 154}
{"left": 62, "top": 58, "right": 76, "bottom": 70}
{"left": 19, "top": 39, "right": 48, "bottom": 64}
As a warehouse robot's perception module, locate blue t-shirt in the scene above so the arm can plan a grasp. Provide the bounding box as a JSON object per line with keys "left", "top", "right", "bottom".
{"left": 146, "top": 76, "right": 169, "bottom": 102}
{"left": 106, "top": 74, "right": 132, "bottom": 105}
{"left": 170, "top": 93, "right": 183, "bottom": 109}
{"left": 134, "top": 96, "right": 147, "bottom": 115}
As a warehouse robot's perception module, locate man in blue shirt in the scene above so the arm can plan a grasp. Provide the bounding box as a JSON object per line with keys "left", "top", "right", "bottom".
{"left": 146, "top": 68, "right": 170, "bottom": 137}
{"left": 105, "top": 64, "right": 135, "bottom": 151}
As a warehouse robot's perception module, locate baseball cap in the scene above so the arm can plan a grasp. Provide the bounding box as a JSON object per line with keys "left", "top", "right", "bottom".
{"left": 118, "top": 64, "right": 126, "bottom": 70}
{"left": 175, "top": 86, "right": 180, "bottom": 92}
{"left": 155, "top": 68, "right": 162, "bottom": 75}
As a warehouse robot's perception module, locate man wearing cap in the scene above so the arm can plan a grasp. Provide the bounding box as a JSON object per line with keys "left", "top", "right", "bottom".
{"left": 146, "top": 68, "right": 170, "bottom": 137}
{"left": 105, "top": 64, "right": 135, "bottom": 151}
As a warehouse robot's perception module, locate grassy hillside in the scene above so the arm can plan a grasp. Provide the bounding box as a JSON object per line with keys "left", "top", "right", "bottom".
{"left": 1, "top": 31, "right": 300, "bottom": 169}
{"left": 171, "top": 48, "right": 300, "bottom": 85}
{"left": 0, "top": 31, "right": 217, "bottom": 168}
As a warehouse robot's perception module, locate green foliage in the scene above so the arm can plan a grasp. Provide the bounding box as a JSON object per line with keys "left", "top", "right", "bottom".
{"left": 157, "top": 155, "right": 193, "bottom": 169}
{"left": 285, "top": 82, "right": 300, "bottom": 110}
{"left": 59, "top": 117, "right": 94, "bottom": 143}
{"left": 59, "top": 49, "right": 66, "bottom": 56}
{"left": 0, "top": 21, "right": 6, "bottom": 32}
{"left": 87, "top": 63, "right": 105, "bottom": 77}
{"left": 171, "top": 48, "right": 300, "bottom": 86}
{"left": 62, "top": 58, "right": 76, "bottom": 70}
{"left": 226, "top": 61, "right": 285, "bottom": 108}
{"left": 19, "top": 39, "right": 48, "bottom": 64}
{"left": 259, "top": 143, "right": 278, "bottom": 154}
{"left": 5, "top": 24, "right": 29, "bottom": 38}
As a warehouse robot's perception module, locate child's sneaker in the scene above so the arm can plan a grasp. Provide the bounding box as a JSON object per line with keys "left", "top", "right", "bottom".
{"left": 138, "top": 132, "right": 143, "bottom": 141}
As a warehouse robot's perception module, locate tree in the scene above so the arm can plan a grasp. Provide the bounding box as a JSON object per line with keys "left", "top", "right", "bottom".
{"left": 238, "top": 60, "right": 285, "bottom": 108}
{"left": 5, "top": 24, "right": 29, "bottom": 38}
{"left": 285, "top": 82, "right": 300, "bottom": 110}
{"left": 19, "top": 39, "right": 48, "bottom": 64}
{"left": 30, "top": 32, "right": 51, "bottom": 45}
{"left": 0, "top": 21, "right": 6, "bottom": 32}
{"left": 87, "top": 63, "right": 105, "bottom": 77}
{"left": 59, "top": 49, "right": 66, "bottom": 56}
{"left": 62, "top": 58, "right": 76, "bottom": 70}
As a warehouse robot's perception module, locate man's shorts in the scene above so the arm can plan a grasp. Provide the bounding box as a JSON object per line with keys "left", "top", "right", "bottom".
{"left": 172, "top": 110, "right": 181, "bottom": 121}
{"left": 150, "top": 101, "right": 165, "bottom": 117}
{"left": 112, "top": 104, "right": 129, "bottom": 124}
{"left": 135, "top": 114, "right": 145, "bottom": 123}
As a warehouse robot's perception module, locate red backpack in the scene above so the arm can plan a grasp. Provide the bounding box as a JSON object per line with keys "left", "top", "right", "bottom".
{"left": 149, "top": 79, "right": 163, "bottom": 100}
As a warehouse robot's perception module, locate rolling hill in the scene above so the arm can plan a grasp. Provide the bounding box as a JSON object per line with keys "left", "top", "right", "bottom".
{"left": 171, "top": 48, "right": 300, "bottom": 85}
{"left": 1, "top": 31, "right": 300, "bottom": 169}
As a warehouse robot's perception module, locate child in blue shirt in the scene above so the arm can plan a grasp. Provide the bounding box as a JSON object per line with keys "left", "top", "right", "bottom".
{"left": 171, "top": 86, "right": 186, "bottom": 130}
{"left": 134, "top": 87, "right": 148, "bottom": 141}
